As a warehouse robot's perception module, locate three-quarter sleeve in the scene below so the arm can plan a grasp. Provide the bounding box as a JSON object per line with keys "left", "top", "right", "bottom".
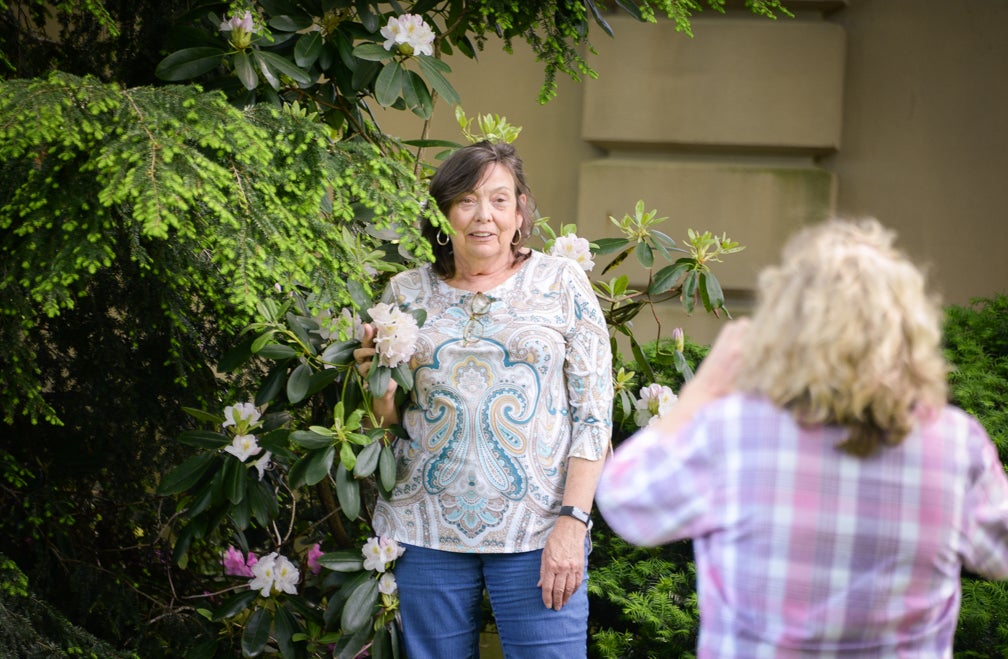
{"left": 560, "top": 260, "right": 613, "bottom": 461}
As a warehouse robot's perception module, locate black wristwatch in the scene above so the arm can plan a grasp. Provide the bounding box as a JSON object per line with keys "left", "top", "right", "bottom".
{"left": 559, "top": 505, "right": 593, "bottom": 529}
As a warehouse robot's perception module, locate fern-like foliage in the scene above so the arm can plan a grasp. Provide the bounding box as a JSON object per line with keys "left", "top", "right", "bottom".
{"left": 0, "top": 72, "right": 432, "bottom": 424}
{"left": 944, "top": 294, "right": 1008, "bottom": 657}
{"left": 589, "top": 534, "right": 700, "bottom": 658}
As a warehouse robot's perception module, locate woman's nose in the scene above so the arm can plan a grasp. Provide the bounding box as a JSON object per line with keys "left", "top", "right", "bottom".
{"left": 475, "top": 198, "right": 493, "bottom": 220}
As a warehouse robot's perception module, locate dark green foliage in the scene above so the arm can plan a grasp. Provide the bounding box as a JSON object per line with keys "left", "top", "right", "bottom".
{"left": 589, "top": 534, "right": 699, "bottom": 659}
{"left": 0, "top": 554, "right": 138, "bottom": 659}
{"left": 944, "top": 294, "right": 1008, "bottom": 452}
{"left": 944, "top": 294, "right": 1008, "bottom": 658}
{"left": 0, "top": 0, "right": 190, "bottom": 84}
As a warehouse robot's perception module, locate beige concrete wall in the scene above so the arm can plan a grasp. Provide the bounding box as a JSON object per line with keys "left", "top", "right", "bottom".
{"left": 379, "top": 0, "right": 1007, "bottom": 349}
{"left": 823, "top": 0, "right": 1008, "bottom": 309}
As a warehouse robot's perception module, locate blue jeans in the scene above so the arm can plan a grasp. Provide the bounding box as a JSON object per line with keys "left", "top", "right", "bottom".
{"left": 394, "top": 543, "right": 589, "bottom": 659}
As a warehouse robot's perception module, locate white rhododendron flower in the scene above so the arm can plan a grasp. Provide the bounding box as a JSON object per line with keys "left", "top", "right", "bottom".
{"left": 634, "top": 383, "right": 678, "bottom": 428}
{"left": 380, "top": 13, "right": 435, "bottom": 56}
{"left": 222, "top": 402, "right": 260, "bottom": 429}
{"left": 249, "top": 552, "right": 277, "bottom": 597}
{"left": 253, "top": 451, "right": 272, "bottom": 480}
{"left": 378, "top": 571, "right": 398, "bottom": 596}
{"left": 248, "top": 552, "right": 300, "bottom": 597}
{"left": 549, "top": 234, "right": 595, "bottom": 272}
{"left": 367, "top": 303, "right": 419, "bottom": 368}
{"left": 272, "top": 554, "right": 301, "bottom": 595}
{"left": 224, "top": 434, "right": 262, "bottom": 461}
{"left": 362, "top": 536, "right": 405, "bottom": 573}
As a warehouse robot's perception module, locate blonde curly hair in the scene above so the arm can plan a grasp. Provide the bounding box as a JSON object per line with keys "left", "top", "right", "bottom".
{"left": 735, "top": 218, "right": 949, "bottom": 456}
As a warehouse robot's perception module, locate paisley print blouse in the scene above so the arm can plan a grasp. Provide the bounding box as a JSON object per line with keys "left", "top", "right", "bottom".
{"left": 371, "top": 251, "right": 613, "bottom": 553}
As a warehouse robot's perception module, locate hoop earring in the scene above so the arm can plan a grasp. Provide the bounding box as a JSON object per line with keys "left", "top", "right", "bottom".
{"left": 511, "top": 230, "right": 522, "bottom": 246}
{"left": 436, "top": 229, "right": 450, "bottom": 246}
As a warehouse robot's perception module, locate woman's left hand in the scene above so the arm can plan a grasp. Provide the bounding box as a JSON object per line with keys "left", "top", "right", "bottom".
{"left": 538, "top": 517, "right": 588, "bottom": 610}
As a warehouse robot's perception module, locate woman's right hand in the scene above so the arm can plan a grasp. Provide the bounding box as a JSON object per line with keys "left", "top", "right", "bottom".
{"left": 353, "top": 324, "right": 400, "bottom": 427}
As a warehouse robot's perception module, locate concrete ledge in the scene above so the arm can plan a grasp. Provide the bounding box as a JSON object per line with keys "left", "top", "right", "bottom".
{"left": 576, "top": 158, "right": 836, "bottom": 289}
{"left": 582, "top": 16, "right": 845, "bottom": 152}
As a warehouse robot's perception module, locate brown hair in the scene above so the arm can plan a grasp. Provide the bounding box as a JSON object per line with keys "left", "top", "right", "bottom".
{"left": 422, "top": 141, "right": 536, "bottom": 279}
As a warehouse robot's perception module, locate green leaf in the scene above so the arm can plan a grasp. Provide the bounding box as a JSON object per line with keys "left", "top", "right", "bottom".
{"left": 673, "top": 350, "right": 695, "bottom": 381}
{"left": 321, "top": 339, "right": 359, "bottom": 364}
{"left": 613, "top": 0, "right": 645, "bottom": 20}
{"left": 270, "top": 13, "right": 315, "bottom": 32}
{"left": 222, "top": 455, "right": 246, "bottom": 504}
{"left": 371, "top": 624, "right": 393, "bottom": 659}
{"left": 703, "top": 272, "right": 725, "bottom": 311}
{"left": 339, "top": 441, "right": 357, "bottom": 472}
{"left": 155, "top": 47, "right": 226, "bottom": 81}
{"left": 630, "top": 334, "right": 656, "bottom": 383}
{"left": 601, "top": 246, "right": 633, "bottom": 276}
{"left": 341, "top": 577, "right": 379, "bottom": 632}
{"left": 255, "top": 50, "right": 313, "bottom": 85}
{"left": 242, "top": 607, "right": 272, "bottom": 657}
{"left": 247, "top": 478, "right": 279, "bottom": 526}
{"left": 289, "top": 445, "right": 335, "bottom": 488}
{"left": 403, "top": 70, "right": 434, "bottom": 119}
{"left": 335, "top": 464, "right": 361, "bottom": 520}
{"left": 182, "top": 406, "right": 223, "bottom": 425}
{"left": 374, "top": 61, "right": 404, "bottom": 108}
{"left": 585, "top": 0, "right": 614, "bottom": 37}
{"left": 682, "top": 271, "right": 699, "bottom": 313}
{"left": 287, "top": 362, "right": 313, "bottom": 403}
{"left": 353, "top": 440, "right": 381, "bottom": 478}
{"left": 368, "top": 364, "right": 391, "bottom": 397}
{"left": 218, "top": 333, "right": 256, "bottom": 372}
{"left": 391, "top": 362, "right": 414, "bottom": 391}
{"left": 416, "top": 55, "right": 460, "bottom": 105}
{"left": 257, "top": 343, "right": 298, "bottom": 359}
{"left": 158, "top": 452, "right": 216, "bottom": 495}
{"left": 351, "top": 43, "right": 392, "bottom": 62}
{"left": 649, "top": 258, "right": 693, "bottom": 295}
{"left": 178, "top": 429, "right": 230, "bottom": 449}
{"left": 290, "top": 429, "right": 331, "bottom": 449}
{"left": 213, "top": 589, "right": 259, "bottom": 620}
{"left": 274, "top": 604, "right": 300, "bottom": 659}
{"left": 635, "top": 240, "right": 654, "bottom": 268}
{"left": 307, "top": 367, "right": 342, "bottom": 396}
{"left": 592, "top": 237, "right": 630, "bottom": 255}
{"left": 378, "top": 444, "right": 396, "bottom": 492}
{"left": 233, "top": 51, "right": 258, "bottom": 90}
{"left": 317, "top": 549, "right": 364, "bottom": 572}
{"left": 256, "top": 364, "right": 287, "bottom": 406}
{"left": 286, "top": 313, "right": 317, "bottom": 355}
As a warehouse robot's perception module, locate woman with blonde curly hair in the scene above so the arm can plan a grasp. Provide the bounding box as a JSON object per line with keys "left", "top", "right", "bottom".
{"left": 596, "top": 217, "right": 1008, "bottom": 657}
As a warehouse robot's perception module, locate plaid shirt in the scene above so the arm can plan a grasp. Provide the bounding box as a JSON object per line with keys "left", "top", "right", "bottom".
{"left": 596, "top": 394, "right": 1008, "bottom": 658}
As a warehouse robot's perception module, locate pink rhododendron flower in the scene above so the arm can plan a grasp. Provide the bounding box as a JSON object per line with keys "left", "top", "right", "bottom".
{"left": 222, "top": 546, "right": 257, "bottom": 578}
{"left": 307, "top": 543, "right": 324, "bottom": 575}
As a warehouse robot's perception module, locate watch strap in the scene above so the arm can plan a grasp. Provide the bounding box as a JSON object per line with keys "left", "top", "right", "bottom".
{"left": 558, "top": 505, "right": 592, "bottom": 528}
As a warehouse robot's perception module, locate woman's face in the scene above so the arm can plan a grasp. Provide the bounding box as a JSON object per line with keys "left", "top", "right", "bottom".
{"left": 446, "top": 163, "right": 524, "bottom": 265}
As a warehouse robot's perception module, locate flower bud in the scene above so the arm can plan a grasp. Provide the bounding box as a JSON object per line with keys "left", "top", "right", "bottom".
{"left": 672, "top": 327, "right": 685, "bottom": 353}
